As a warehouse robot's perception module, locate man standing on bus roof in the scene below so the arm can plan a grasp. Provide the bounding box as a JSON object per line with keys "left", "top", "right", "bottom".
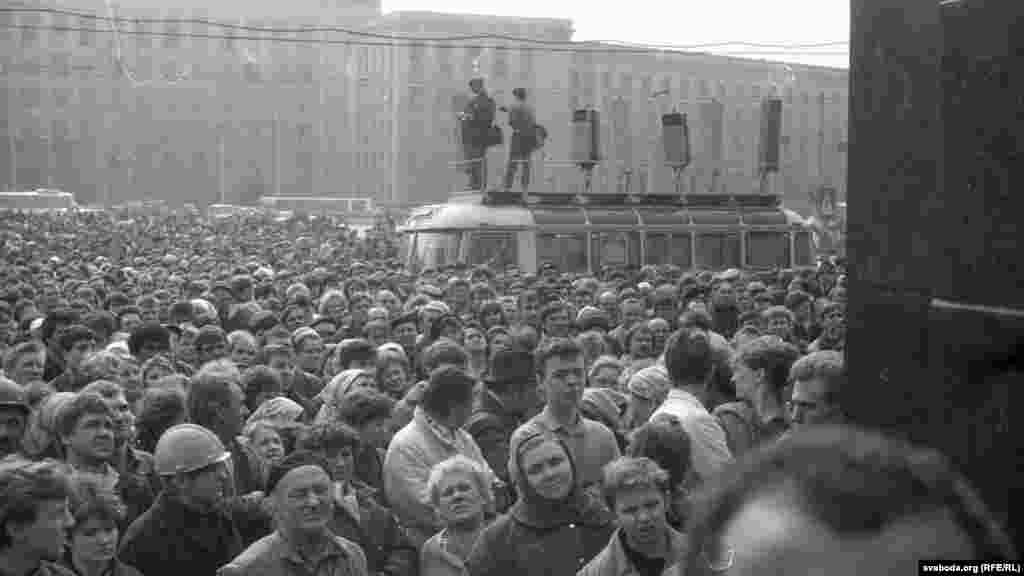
{"left": 500, "top": 88, "right": 538, "bottom": 194}
{"left": 460, "top": 77, "right": 497, "bottom": 191}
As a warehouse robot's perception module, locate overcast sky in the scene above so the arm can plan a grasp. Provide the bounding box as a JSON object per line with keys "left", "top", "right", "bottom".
{"left": 381, "top": 0, "right": 849, "bottom": 69}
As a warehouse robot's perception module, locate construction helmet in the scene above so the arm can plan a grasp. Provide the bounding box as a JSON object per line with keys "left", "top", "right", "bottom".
{"left": 153, "top": 423, "right": 230, "bottom": 476}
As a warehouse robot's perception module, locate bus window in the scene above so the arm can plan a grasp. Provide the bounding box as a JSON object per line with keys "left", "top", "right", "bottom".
{"left": 794, "top": 231, "right": 814, "bottom": 266}
{"left": 645, "top": 233, "right": 672, "bottom": 266}
{"left": 746, "top": 231, "right": 791, "bottom": 269}
{"left": 695, "top": 233, "right": 740, "bottom": 269}
{"left": 592, "top": 231, "right": 642, "bottom": 269}
{"left": 466, "top": 231, "right": 518, "bottom": 269}
{"left": 538, "top": 233, "right": 588, "bottom": 273}
{"left": 413, "top": 232, "right": 460, "bottom": 271}
{"left": 645, "top": 233, "right": 691, "bottom": 268}
{"left": 398, "top": 234, "right": 413, "bottom": 268}
{"left": 670, "top": 234, "right": 693, "bottom": 269}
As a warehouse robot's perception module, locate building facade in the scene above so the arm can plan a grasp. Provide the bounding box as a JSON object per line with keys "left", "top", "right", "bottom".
{"left": 1, "top": 1, "right": 846, "bottom": 216}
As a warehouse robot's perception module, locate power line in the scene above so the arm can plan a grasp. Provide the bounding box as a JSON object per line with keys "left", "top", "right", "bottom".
{"left": 1, "top": 24, "right": 849, "bottom": 57}
{"left": 0, "top": 6, "right": 848, "bottom": 51}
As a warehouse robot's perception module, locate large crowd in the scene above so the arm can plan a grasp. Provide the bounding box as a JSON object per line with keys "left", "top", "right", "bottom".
{"left": 0, "top": 209, "right": 1014, "bottom": 576}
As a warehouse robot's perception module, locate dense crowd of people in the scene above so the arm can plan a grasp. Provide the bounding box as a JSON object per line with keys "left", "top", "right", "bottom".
{"left": 0, "top": 208, "right": 1015, "bottom": 576}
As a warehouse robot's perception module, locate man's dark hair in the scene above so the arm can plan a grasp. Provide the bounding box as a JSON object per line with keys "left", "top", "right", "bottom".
{"left": 789, "top": 351, "right": 845, "bottom": 406}
{"left": 187, "top": 371, "right": 238, "bottom": 433}
{"left": 117, "top": 306, "right": 142, "bottom": 321}
{"left": 732, "top": 336, "right": 801, "bottom": 398}
{"left": 168, "top": 301, "right": 195, "bottom": 324}
{"left": 627, "top": 416, "right": 693, "bottom": 490}
{"left": 678, "top": 309, "right": 713, "bottom": 331}
{"left": 533, "top": 337, "right": 582, "bottom": 378}
{"left": 297, "top": 422, "right": 361, "bottom": 457}
{"left": 56, "top": 325, "right": 96, "bottom": 352}
{"left": 82, "top": 311, "right": 117, "bottom": 340}
{"left": 684, "top": 426, "right": 1017, "bottom": 571}
{"left": 240, "top": 365, "right": 283, "bottom": 412}
{"left": 664, "top": 327, "right": 714, "bottom": 387}
{"left": 136, "top": 387, "right": 187, "bottom": 454}
{"left": 336, "top": 339, "right": 376, "bottom": 370}
{"left": 56, "top": 392, "right": 113, "bottom": 440}
{"left": 127, "top": 322, "right": 171, "bottom": 357}
{"left": 336, "top": 387, "right": 395, "bottom": 429}
{"left": 421, "top": 366, "right": 476, "bottom": 418}
{"left": 513, "top": 87, "right": 526, "bottom": 100}
{"left": 41, "top": 308, "right": 81, "bottom": 343}
{"left": 421, "top": 339, "right": 468, "bottom": 373}
{"left": 0, "top": 459, "right": 71, "bottom": 550}
{"left": 487, "top": 344, "right": 534, "bottom": 395}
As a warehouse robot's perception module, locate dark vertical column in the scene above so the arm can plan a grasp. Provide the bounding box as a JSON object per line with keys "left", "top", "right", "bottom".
{"left": 848, "top": 0, "right": 1024, "bottom": 546}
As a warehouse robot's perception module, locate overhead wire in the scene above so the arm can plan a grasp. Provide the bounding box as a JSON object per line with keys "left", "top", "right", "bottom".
{"left": 0, "top": 22, "right": 850, "bottom": 57}
{"left": 0, "top": 6, "right": 848, "bottom": 52}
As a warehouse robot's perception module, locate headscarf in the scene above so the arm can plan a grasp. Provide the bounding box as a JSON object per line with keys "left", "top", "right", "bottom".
{"left": 508, "top": 429, "right": 607, "bottom": 530}
{"left": 315, "top": 369, "right": 373, "bottom": 423}
{"left": 21, "top": 392, "right": 76, "bottom": 459}
{"left": 245, "top": 397, "right": 305, "bottom": 430}
{"left": 627, "top": 365, "right": 672, "bottom": 405}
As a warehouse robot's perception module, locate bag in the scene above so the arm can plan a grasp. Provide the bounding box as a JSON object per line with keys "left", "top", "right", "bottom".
{"left": 488, "top": 124, "right": 503, "bottom": 147}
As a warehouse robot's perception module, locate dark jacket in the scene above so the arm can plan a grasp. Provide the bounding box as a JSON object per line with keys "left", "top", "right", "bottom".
{"left": 466, "top": 435, "right": 614, "bottom": 576}
{"left": 464, "top": 389, "right": 523, "bottom": 486}
{"left": 231, "top": 437, "right": 266, "bottom": 495}
{"left": 329, "top": 483, "right": 418, "bottom": 576}
{"left": 119, "top": 492, "right": 246, "bottom": 576}
{"left": 354, "top": 442, "right": 386, "bottom": 497}
{"left": 115, "top": 445, "right": 159, "bottom": 528}
{"left": 61, "top": 549, "right": 145, "bottom": 576}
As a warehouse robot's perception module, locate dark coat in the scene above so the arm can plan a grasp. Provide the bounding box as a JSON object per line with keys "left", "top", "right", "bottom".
{"left": 329, "top": 483, "right": 418, "bottom": 576}
{"left": 464, "top": 389, "right": 522, "bottom": 486}
{"left": 61, "top": 549, "right": 145, "bottom": 576}
{"left": 465, "top": 505, "right": 613, "bottom": 576}
{"left": 119, "top": 493, "right": 246, "bottom": 576}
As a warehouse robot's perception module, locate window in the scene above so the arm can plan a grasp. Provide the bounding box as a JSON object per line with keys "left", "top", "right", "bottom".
{"left": 20, "top": 12, "right": 39, "bottom": 47}
{"left": 78, "top": 16, "right": 93, "bottom": 47}
{"left": 794, "top": 231, "right": 814, "bottom": 266}
{"left": 699, "top": 79, "right": 709, "bottom": 98}
{"left": 51, "top": 53, "right": 71, "bottom": 78}
{"left": 52, "top": 14, "right": 68, "bottom": 42}
{"left": 519, "top": 48, "right": 533, "bottom": 81}
{"left": 223, "top": 23, "right": 236, "bottom": 52}
{"left": 413, "top": 232, "right": 460, "bottom": 271}
{"left": 438, "top": 47, "right": 453, "bottom": 78}
{"left": 163, "top": 20, "right": 180, "bottom": 49}
{"left": 466, "top": 231, "right": 518, "bottom": 268}
{"left": 591, "top": 231, "right": 641, "bottom": 269}
{"left": 493, "top": 47, "right": 508, "bottom": 79}
{"left": 746, "top": 231, "right": 790, "bottom": 268}
{"left": 538, "top": 233, "right": 588, "bottom": 273}
{"left": 695, "top": 233, "right": 740, "bottom": 269}
{"left": 134, "top": 20, "right": 149, "bottom": 49}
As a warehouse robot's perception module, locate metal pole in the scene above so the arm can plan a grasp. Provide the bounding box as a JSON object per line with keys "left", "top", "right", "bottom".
{"left": 218, "top": 125, "right": 225, "bottom": 204}
{"left": 273, "top": 112, "right": 281, "bottom": 197}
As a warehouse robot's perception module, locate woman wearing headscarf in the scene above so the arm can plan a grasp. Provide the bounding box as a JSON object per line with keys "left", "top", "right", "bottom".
{"left": 467, "top": 430, "right": 613, "bottom": 576}
{"left": 316, "top": 369, "right": 375, "bottom": 424}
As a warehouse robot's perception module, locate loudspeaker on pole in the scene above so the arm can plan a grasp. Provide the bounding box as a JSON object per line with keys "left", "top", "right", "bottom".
{"left": 662, "top": 112, "right": 691, "bottom": 169}
{"left": 571, "top": 108, "right": 601, "bottom": 166}
{"left": 759, "top": 98, "right": 782, "bottom": 173}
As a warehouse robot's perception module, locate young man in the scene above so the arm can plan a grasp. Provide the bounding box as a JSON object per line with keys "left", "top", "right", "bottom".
{"left": 0, "top": 459, "right": 76, "bottom": 576}
{"left": 48, "top": 326, "right": 96, "bottom": 393}
{"left": 219, "top": 451, "right": 368, "bottom": 576}
{"left": 579, "top": 457, "right": 688, "bottom": 576}
{"left": 509, "top": 338, "right": 620, "bottom": 493}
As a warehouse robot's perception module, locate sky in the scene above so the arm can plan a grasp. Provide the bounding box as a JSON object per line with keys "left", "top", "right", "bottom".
{"left": 381, "top": 0, "right": 849, "bottom": 69}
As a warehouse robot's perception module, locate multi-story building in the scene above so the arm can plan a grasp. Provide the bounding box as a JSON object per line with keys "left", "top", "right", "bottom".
{"left": 1, "top": 1, "right": 846, "bottom": 216}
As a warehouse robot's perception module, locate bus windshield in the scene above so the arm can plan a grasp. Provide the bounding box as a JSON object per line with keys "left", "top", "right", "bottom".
{"left": 465, "top": 230, "right": 518, "bottom": 269}
{"left": 411, "top": 232, "right": 461, "bottom": 271}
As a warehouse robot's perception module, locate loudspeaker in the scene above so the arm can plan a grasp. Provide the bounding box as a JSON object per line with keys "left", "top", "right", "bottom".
{"left": 758, "top": 99, "right": 782, "bottom": 173}
{"left": 662, "top": 112, "right": 691, "bottom": 169}
{"left": 571, "top": 108, "right": 600, "bottom": 165}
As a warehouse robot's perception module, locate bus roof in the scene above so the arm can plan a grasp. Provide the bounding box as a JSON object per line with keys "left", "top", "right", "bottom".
{"left": 399, "top": 194, "right": 535, "bottom": 231}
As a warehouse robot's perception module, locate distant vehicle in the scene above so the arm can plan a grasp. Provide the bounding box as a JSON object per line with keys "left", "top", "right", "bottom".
{"left": 259, "top": 196, "right": 376, "bottom": 216}
{"left": 0, "top": 190, "right": 77, "bottom": 212}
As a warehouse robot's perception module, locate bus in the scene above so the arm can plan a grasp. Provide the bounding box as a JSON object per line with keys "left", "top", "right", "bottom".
{"left": 0, "top": 189, "right": 78, "bottom": 213}
{"left": 398, "top": 190, "right": 814, "bottom": 275}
